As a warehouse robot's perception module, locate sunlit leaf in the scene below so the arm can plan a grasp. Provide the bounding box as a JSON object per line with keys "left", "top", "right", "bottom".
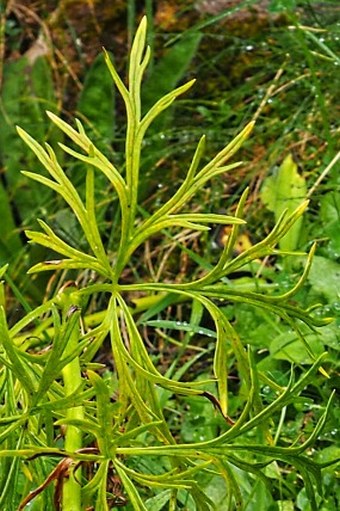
{"left": 261, "top": 154, "right": 307, "bottom": 251}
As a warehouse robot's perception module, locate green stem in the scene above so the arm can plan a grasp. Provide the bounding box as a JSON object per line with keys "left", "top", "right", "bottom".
{"left": 61, "top": 310, "right": 84, "bottom": 511}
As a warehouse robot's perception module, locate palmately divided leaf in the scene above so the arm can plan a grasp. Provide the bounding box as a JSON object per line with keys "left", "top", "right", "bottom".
{"left": 9, "top": 16, "right": 331, "bottom": 511}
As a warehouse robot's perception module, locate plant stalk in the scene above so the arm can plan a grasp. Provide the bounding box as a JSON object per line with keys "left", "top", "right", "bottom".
{"left": 61, "top": 308, "right": 84, "bottom": 511}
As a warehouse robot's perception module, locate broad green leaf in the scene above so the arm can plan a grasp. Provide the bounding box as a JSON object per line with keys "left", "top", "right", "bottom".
{"left": 145, "top": 490, "right": 172, "bottom": 511}
{"left": 77, "top": 53, "right": 115, "bottom": 147}
{"left": 0, "top": 57, "right": 59, "bottom": 238}
{"left": 261, "top": 154, "right": 307, "bottom": 251}
{"left": 320, "top": 191, "right": 340, "bottom": 225}
{"left": 269, "top": 330, "right": 324, "bottom": 364}
{"left": 311, "top": 322, "right": 340, "bottom": 351}
{"left": 307, "top": 255, "right": 340, "bottom": 302}
{"left": 0, "top": 56, "right": 58, "bottom": 263}
{"left": 0, "top": 181, "right": 22, "bottom": 263}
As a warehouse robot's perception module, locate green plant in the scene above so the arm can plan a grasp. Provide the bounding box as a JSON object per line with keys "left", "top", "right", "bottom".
{"left": 0, "top": 2, "right": 202, "bottom": 308}
{"left": 0, "top": 16, "right": 336, "bottom": 511}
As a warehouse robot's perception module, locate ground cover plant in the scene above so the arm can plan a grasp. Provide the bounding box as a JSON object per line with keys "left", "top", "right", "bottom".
{"left": 0, "top": 13, "right": 339, "bottom": 510}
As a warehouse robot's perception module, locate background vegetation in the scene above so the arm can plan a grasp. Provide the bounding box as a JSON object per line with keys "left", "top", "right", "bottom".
{"left": 0, "top": 0, "right": 339, "bottom": 509}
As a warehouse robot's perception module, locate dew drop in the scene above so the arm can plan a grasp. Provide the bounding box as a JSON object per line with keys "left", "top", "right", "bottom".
{"left": 332, "top": 302, "right": 340, "bottom": 312}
